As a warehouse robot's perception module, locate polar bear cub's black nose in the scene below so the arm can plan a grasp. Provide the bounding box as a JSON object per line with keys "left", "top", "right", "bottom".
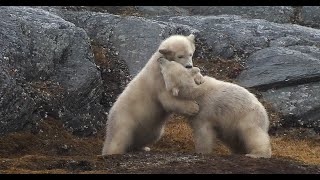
{"left": 185, "top": 65, "right": 193, "bottom": 69}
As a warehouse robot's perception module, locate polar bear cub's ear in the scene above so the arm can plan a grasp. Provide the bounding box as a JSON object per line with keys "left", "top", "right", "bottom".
{"left": 159, "top": 49, "right": 173, "bottom": 56}
{"left": 158, "top": 57, "right": 169, "bottom": 65}
{"left": 187, "top": 34, "right": 195, "bottom": 43}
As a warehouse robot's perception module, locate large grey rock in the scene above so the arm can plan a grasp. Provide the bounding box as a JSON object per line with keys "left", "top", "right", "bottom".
{"left": 34, "top": 6, "right": 136, "bottom": 15}
{"left": 262, "top": 82, "right": 320, "bottom": 132}
{"left": 182, "top": 6, "right": 294, "bottom": 24}
{"left": 38, "top": 6, "right": 296, "bottom": 24}
{"left": 301, "top": 6, "right": 320, "bottom": 28}
{"left": 51, "top": 10, "right": 133, "bottom": 110}
{"left": 52, "top": 9, "right": 199, "bottom": 76}
{"left": 135, "top": 6, "right": 190, "bottom": 16}
{"left": 287, "top": 45, "right": 320, "bottom": 58}
{"left": 46, "top": 8, "right": 320, "bottom": 69}
{"left": 35, "top": 7, "right": 320, "bottom": 132}
{"left": 152, "top": 15, "right": 320, "bottom": 60}
{"left": 0, "top": 65, "right": 37, "bottom": 135}
{"left": 0, "top": 6, "right": 105, "bottom": 136}
{"left": 236, "top": 47, "right": 320, "bottom": 90}
{"left": 109, "top": 17, "right": 200, "bottom": 75}
{"left": 235, "top": 46, "right": 320, "bottom": 132}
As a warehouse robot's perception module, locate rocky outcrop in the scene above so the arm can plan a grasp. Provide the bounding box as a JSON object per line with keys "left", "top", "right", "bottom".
{"left": 134, "top": 6, "right": 190, "bottom": 17}
{"left": 301, "top": 6, "right": 320, "bottom": 28}
{"left": 53, "top": 10, "right": 199, "bottom": 76}
{"left": 182, "top": 6, "right": 295, "bottom": 24}
{"left": 236, "top": 47, "right": 320, "bottom": 90}
{"left": 0, "top": 6, "right": 106, "bottom": 136}
{"left": 1, "top": 6, "right": 320, "bottom": 135}
{"left": 236, "top": 47, "right": 320, "bottom": 132}
{"left": 152, "top": 15, "right": 320, "bottom": 59}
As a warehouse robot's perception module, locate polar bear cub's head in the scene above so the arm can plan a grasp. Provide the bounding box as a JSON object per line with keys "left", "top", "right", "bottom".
{"left": 158, "top": 34, "right": 195, "bottom": 69}
{"left": 158, "top": 57, "right": 204, "bottom": 96}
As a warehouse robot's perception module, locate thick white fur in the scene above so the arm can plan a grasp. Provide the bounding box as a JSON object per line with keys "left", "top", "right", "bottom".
{"left": 102, "top": 34, "right": 200, "bottom": 155}
{"left": 159, "top": 58, "right": 272, "bottom": 158}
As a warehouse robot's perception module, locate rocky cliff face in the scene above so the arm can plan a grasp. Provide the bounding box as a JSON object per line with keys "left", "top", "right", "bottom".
{"left": 1, "top": 6, "right": 319, "bottom": 136}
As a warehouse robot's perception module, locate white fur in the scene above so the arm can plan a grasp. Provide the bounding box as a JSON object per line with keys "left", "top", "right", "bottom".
{"left": 102, "top": 34, "right": 200, "bottom": 155}
{"left": 159, "top": 59, "right": 272, "bottom": 158}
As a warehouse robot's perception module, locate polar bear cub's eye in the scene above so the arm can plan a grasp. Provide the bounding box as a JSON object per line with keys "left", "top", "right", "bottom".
{"left": 178, "top": 55, "right": 184, "bottom": 59}
{"left": 189, "top": 53, "right": 192, "bottom": 57}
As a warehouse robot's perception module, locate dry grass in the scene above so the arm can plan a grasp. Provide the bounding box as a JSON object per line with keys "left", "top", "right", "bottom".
{"left": 0, "top": 118, "right": 104, "bottom": 158}
{"left": 0, "top": 116, "right": 318, "bottom": 174}
{"left": 272, "top": 137, "right": 320, "bottom": 165}
{"left": 151, "top": 115, "right": 231, "bottom": 155}
{"left": 152, "top": 116, "right": 320, "bottom": 165}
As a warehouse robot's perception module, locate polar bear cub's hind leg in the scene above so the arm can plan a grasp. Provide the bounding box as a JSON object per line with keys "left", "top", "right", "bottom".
{"left": 244, "top": 128, "right": 272, "bottom": 158}
{"left": 240, "top": 125, "right": 272, "bottom": 158}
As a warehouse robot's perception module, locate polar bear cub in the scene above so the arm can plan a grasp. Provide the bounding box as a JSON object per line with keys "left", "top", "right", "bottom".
{"left": 101, "top": 34, "right": 200, "bottom": 155}
{"left": 158, "top": 57, "right": 272, "bottom": 158}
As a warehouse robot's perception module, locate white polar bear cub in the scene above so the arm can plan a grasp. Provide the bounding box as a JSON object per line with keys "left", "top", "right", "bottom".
{"left": 158, "top": 57, "right": 272, "bottom": 158}
{"left": 102, "top": 34, "right": 200, "bottom": 155}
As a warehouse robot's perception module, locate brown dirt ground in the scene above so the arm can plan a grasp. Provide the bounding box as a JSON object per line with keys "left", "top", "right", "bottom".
{"left": 0, "top": 117, "right": 319, "bottom": 174}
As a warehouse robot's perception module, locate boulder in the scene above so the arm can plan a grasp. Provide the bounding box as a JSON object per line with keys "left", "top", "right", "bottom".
{"left": 0, "top": 6, "right": 105, "bottom": 136}
{"left": 236, "top": 46, "right": 320, "bottom": 132}
{"left": 236, "top": 47, "right": 320, "bottom": 90}
{"left": 13, "top": 6, "right": 320, "bottom": 133}
{"left": 135, "top": 6, "right": 190, "bottom": 16}
{"left": 301, "top": 6, "right": 320, "bottom": 28}
{"left": 182, "top": 6, "right": 294, "bottom": 24}
{"left": 152, "top": 15, "right": 320, "bottom": 59}
{"left": 261, "top": 82, "right": 320, "bottom": 132}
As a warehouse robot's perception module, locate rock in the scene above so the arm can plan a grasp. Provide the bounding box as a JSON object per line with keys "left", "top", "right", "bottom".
{"left": 0, "top": 65, "right": 37, "bottom": 135}
{"left": 152, "top": 15, "right": 320, "bottom": 60}
{"left": 34, "top": 6, "right": 135, "bottom": 15}
{"left": 236, "top": 46, "right": 320, "bottom": 132}
{"left": 47, "top": 8, "right": 320, "bottom": 68}
{"left": 29, "top": 7, "right": 320, "bottom": 133}
{"left": 301, "top": 6, "right": 320, "bottom": 28}
{"left": 261, "top": 82, "right": 320, "bottom": 132}
{"left": 135, "top": 6, "right": 190, "bottom": 16}
{"left": 0, "top": 6, "right": 105, "bottom": 136}
{"left": 40, "top": 6, "right": 190, "bottom": 17}
{"left": 236, "top": 47, "right": 320, "bottom": 90}
{"left": 182, "top": 6, "right": 294, "bottom": 24}
{"left": 109, "top": 17, "right": 199, "bottom": 75}
{"left": 32, "top": 7, "right": 202, "bottom": 113}
{"left": 32, "top": 8, "right": 135, "bottom": 110}
{"left": 39, "top": 6, "right": 296, "bottom": 24}
{"left": 51, "top": 9, "right": 199, "bottom": 76}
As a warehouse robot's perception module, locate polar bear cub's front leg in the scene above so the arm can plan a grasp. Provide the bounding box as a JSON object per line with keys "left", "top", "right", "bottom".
{"left": 158, "top": 91, "right": 199, "bottom": 116}
{"left": 191, "top": 117, "right": 216, "bottom": 154}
